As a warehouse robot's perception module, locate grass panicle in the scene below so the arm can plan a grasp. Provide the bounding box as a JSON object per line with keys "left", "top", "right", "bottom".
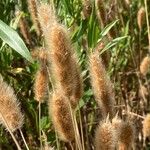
{"left": 117, "top": 121, "right": 134, "bottom": 150}
{"left": 89, "top": 52, "right": 114, "bottom": 118}
{"left": 95, "top": 0, "right": 116, "bottom": 39}
{"left": 137, "top": 7, "right": 145, "bottom": 31}
{"left": 140, "top": 56, "right": 150, "bottom": 76}
{"left": 49, "top": 90, "right": 75, "bottom": 142}
{"left": 95, "top": 119, "right": 117, "bottom": 150}
{"left": 0, "top": 75, "right": 24, "bottom": 132}
{"left": 34, "top": 63, "right": 48, "bottom": 103}
{"left": 27, "top": 0, "right": 41, "bottom": 36}
{"left": 38, "top": 3, "right": 83, "bottom": 108}
{"left": 143, "top": 114, "right": 150, "bottom": 139}
{"left": 82, "top": 0, "right": 92, "bottom": 19}
{"left": 38, "top": 3, "right": 56, "bottom": 33}
{"left": 18, "top": 15, "right": 32, "bottom": 46}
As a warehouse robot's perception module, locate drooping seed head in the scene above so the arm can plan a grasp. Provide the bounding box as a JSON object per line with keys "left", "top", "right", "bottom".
{"left": 49, "top": 91, "right": 75, "bottom": 142}
{"left": 0, "top": 75, "right": 24, "bottom": 132}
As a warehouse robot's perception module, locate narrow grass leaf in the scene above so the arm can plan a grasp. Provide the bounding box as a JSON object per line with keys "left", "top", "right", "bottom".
{"left": 100, "top": 20, "right": 119, "bottom": 38}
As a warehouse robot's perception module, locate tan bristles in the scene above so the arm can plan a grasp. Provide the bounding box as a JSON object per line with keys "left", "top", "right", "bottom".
{"left": 49, "top": 91, "right": 75, "bottom": 142}
{"left": 137, "top": 7, "right": 145, "bottom": 31}
{"left": 140, "top": 56, "right": 150, "bottom": 76}
{"left": 34, "top": 64, "right": 48, "bottom": 103}
{"left": 27, "top": 0, "right": 41, "bottom": 36}
{"left": 38, "top": 3, "right": 56, "bottom": 33}
{"left": 117, "top": 121, "right": 134, "bottom": 150}
{"left": 95, "top": 0, "right": 116, "bottom": 39}
{"left": 95, "top": 0, "right": 106, "bottom": 29}
{"left": 38, "top": 5, "right": 83, "bottom": 107}
{"left": 124, "top": 0, "right": 130, "bottom": 5}
{"left": 95, "top": 119, "right": 116, "bottom": 150}
{"left": 82, "top": 0, "right": 92, "bottom": 19}
{"left": 31, "top": 47, "right": 48, "bottom": 62}
{"left": 89, "top": 52, "right": 114, "bottom": 118}
{"left": 18, "top": 16, "right": 32, "bottom": 46}
{"left": 143, "top": 114, "right": 150, "bottom": 139}
{"left": 0, "top": 75, "right": 24, "bottom": 132}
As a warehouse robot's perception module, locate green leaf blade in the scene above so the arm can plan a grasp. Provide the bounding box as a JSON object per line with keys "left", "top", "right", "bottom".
{"left": 0, "top": 19, "right": 33, "bottom": 63}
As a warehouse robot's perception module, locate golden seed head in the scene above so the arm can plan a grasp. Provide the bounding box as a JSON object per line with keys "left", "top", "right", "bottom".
{"left": 140, "top": 56, "right": 150, "bottom": 76}
{"left": 34, "top": 65, "right": 49, "bottom": 103}
{"left": 89, "top": 52, "right": 114, "bottom": 118}
{"left": 49, "top": 91, "right": 75, "bottom": 142}
{"left": 95, "top": 120, "right": 117, "bottom": 150}
{"left": 0, "top": 76, "right": 24, "bottom": 131}
{"left": 137, "top": 7, "right": 145, "bottom": 31}
{"left": 143, "top": 114, "right": 150, "bottom": 138}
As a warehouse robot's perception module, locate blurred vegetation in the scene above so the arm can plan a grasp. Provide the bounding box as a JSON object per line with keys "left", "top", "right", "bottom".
{"left": 0, "top": 0, "right": 150, "bottom": 149}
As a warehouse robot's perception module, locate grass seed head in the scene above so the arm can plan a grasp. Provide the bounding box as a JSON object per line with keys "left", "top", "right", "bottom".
{"left": 89, "top": 52, "right": 114, "bottom": 118}
{"left": 49, "top": 91, "right": 75, "bottom": 142}
{"left": 0, "top": 75, "right": 24, "bottom": 132}
{"left": 46, "top": 23, "right": 83, "bottom": 108}
{"left": 143, "top": 114, "right": 150, "bottom": 139}
{"left": 34, "top": 64, "right": 49, "bottom": 103}
{"left": 137, "top": 7, "right": 145, "bottom": 31}
{"left": 27, "top": 0, "right": 41, "bottom": 36}
{"left": 95, "top": 119, "right": 117, "bottom": 150}
{"left": 140, "top": 56, "right": 150, "bottom": 76}
{"left": 117, "top": 121, "right": 135, "bottom": 150}
{"left": 38, "top": 3, "right": 56, "bottom": 33}
{"left": 82, "top": 0, "right": 92, "bottom": 19}
{"left": 18, "top": 15, "right": 32, "bottom": 46}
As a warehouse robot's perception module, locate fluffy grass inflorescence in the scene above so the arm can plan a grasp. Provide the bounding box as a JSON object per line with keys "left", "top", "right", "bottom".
{"left": 137, "top": 7, "right": 145, "bottom": 31}
{"left": 37, "top": 3, "right": 56, "bottom": 32}
{"left": 0, "top": 75, "right": 24, "bottom": 132}
{"left": 34, "top": 62, "right": 48, "bottom": 103}
{"left": 95, "top": 119, "right": 117, "bottom": 150}
{"left": 27, "top": 0, "right": 41, "bottom": 36}
{"left": 48, "top": 23, "right": 83, "bottom": 109}
{"left": 143, "top": 114, "right": 150, "bottom": 139}
{"left": 140, "top": 56, "right": 150, "bottom": 76}
{"left": 89, "top": 52, "right": 114, "bottom": 118}
{"left": 18, "top": 15, "right": 32, "bottom": 46}
{"left": 38, "top": 3, "right": 83, "bottom": 108}
{"left": 116, "top": 121, "right": 134, "bottom": 150}
{"left": 49, "top": 90, "right": 75, "bottom": 142}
